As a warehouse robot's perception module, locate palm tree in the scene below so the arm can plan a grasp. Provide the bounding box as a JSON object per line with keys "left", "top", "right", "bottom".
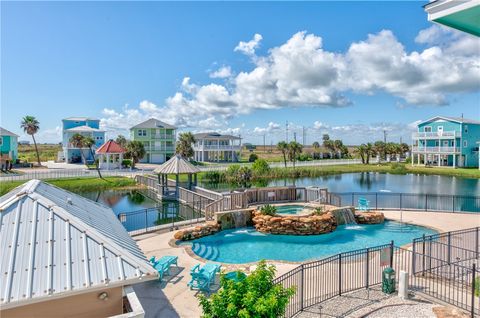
{"left": 176, "top": 132, "right": 195, "bottom": 159}
{"left": 288, "top": 141, "right": 303, "bottom": 169}
{"left": 83, "top": 136, "right": 103, "bottom": 179}
{"left": 312, "top": 141, "right": 320, "bottom": 159}
{"left": 365, "top": 143, "right": 374, "bottom": 164}
{"left": 115, "top": 135, "right": 128, "bottom": 148}
{"left": 354, "top": 144, "right": 367, "bottom": 164}
{"left": 69, "top": 133, "right": 88, "bottom": 166}
{"left": 277, "top": 141, "right": 289, "bottom": 168}
{"left": 20, "top": 116, "right": 41, "bottom": 166}
{"left": 333, "top": 140, "right": 344, "bottom": 158}
{"left": 322, "top": 135, "right": 335, "bottom": 159}
{"left": 385, "top": 142, "right": 397, "bottom": 162}
{"left": 125, "top": 141, "right": 146, "bottom": 169}
{"left": 400, "top": 143, "right": 410, "bottom": 159}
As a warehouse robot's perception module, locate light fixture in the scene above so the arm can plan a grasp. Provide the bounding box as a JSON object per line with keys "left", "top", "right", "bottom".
{"left": 98, "top": 292, "right": 109, "bottom": 301}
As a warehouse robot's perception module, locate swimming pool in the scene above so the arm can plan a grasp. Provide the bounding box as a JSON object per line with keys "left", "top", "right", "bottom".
{"left": 182, "top": 221, "right": 437, "bottom": 263}
{"left": 275, "top": 204, "right": 308, "bottom": 215}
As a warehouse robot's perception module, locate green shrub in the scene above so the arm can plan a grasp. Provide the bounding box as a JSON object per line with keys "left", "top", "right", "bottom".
{"left": 312, "top": 206, "right": 324, "bottom": 215}
{"left": 390, "top": 162, "right": 407, "bottom": 174}
{"left": 205, "top": 171, "right": 225, "bottom": 183}
{"left": 405, "top": 157, "right": 412, "bottom": 164}
{"left": 252, "top": 159, "right": 270, "bottom": 176}
{"left": 248, "top": 153, "right": 259, "bottom": 162}
{"left": 199, "top": 260, "right": 295, "bottom": 318}
{"left": 260, "top": 204, "right": 277, "bottom": 216}
{"left": 226, "top": 165, "right": 252, "bottom": 184}
{"left": 297, "top": 153, "right": 313, "bottom": 161}
{"left": 122, "top": 159, "right": 132, "bottom": 168}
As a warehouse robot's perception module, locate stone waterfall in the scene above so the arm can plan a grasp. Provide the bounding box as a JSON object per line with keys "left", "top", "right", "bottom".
{"left": 331, "top": 207, "right": 357, "bottom": 225}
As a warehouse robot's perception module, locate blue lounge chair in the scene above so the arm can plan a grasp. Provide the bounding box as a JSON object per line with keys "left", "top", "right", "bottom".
{"left": 149, "top": 256, "right": 178, "bottom": 281}
{"left": 187, "top": 263, "right": 221, "bottom": 291}
{"left": 357, "top": 197, "right": 370, "bottom": 212}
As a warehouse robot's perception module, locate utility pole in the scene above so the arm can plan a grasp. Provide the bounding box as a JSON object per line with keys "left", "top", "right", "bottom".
{"left": 263, "top": 133, "right": 266, "bottom": 153}
{"left": 293, "top": 132, "right": 297, "bottom": 142}
{"left": 285, "top": 121, "right": 288, "bottom": 142}
{"left": 302, "top": 126, "right": 306, "bottom": 146}
{"left": 383, "top": 130, "right": 387, "bottom": 161}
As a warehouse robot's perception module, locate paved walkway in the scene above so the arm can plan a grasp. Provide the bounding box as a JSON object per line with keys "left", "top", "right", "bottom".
{"left": 133, "top": 211, "right": 479, "bottom": 318}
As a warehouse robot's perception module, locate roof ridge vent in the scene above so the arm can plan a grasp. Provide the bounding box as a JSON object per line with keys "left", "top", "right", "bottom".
{"left": 66, "top": 197, "right": 73, "bottom": 205}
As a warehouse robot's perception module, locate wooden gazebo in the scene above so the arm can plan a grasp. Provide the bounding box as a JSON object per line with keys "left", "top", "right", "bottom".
{"left": 153, "top": 155, "right": 200, "bottom": 198}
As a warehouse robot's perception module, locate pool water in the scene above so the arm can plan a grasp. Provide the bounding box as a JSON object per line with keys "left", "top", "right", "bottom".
{"left": 276, "top": 205, "right": 307, "bottom": 215}
{"left": 182, "top": 221, "right": 437, "bottom": 263}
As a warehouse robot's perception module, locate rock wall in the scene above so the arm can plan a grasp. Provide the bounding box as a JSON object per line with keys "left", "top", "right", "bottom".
{"left": 173, "top": 221, "right": 221, "bottom": 241}
{"left": 330, "top": 206, "right": 356, "bottom": 225}
{"left": 252, "top": 210, "right": 337, "bottom": 235}
{"left": 355, "top": 212, "right": 385, "bottom": 224}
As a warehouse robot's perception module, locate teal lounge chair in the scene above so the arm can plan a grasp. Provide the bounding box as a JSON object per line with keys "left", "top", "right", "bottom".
{"left": 187, "top": 263, "right": 221, "bottom": 291}
{"left": 149, "top": 256, "right": 178, "bottom": 281}
{"left": 357, "top": 197, "right": 370, "bottom": 212}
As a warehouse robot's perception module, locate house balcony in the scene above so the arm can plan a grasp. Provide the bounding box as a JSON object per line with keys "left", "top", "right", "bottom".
{"left": 151, "top": 134, "right": 175, "bottom": 140}
{"left": 193, "top": 145, "right": 241, "bottom": 151}
{"left": 149, "top": 146, "right": 175, "bottom": 152}
{"left": 412, "top": 131, "right": 461, "bottom": 139}
{"left": 412, "top": 146, "right": 460, "bottom": 154}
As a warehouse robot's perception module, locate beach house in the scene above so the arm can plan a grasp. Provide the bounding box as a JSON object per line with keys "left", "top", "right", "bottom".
{"left": 411, "top": 116, "right": 480, "bottom": 168}
{"left": 130, "top": 118, "right": 176, "bottom": 164}
{"left": 0, "top": 127, "right": 19, "bottom": 167}
{"left": 192, "top": 132, "right": 242, "bottom": 162}
{"left": 61, "top": 117, "right": 105, "bottom": 163}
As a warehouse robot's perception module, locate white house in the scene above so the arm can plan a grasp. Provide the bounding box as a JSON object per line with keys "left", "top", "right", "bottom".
{"left": 192, "top": 132, "right": 242, "bottom": 162}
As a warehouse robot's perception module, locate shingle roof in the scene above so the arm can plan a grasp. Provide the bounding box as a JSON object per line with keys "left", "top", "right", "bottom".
{"left": 63, "top": 117, "right": 99, "bottom": 121}
{"left": 130, "top": 118, "right": 176, "bottom": 129}
{"left": 65, "top": 125, "right": 104, "bottom": 132}
{"left": 154, "top": 155, "right": 200, "bottom": 174}
{"left": 0, "top": 127, "right": 19, "bottom": 137}
{"left": 193, "top": 132, "right": 241, "bottom": 140}
{"left": 96, "top": 140, "right": 126, "bottom": 154}
{"left": 0, "top": 180, "right": 156, "bottom": 309}
{"left": 420, "top": 116, "right": 480, "bottom": 125}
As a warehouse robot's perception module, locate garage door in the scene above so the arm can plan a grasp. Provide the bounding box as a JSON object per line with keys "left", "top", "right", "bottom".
{"left": 150, "top": 153, "right": 165, "bottom": 163}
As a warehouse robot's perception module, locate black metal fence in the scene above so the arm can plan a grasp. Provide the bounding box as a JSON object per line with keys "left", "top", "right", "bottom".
{"left": 274, "top": 237, "right": 479, "bottom": 317}
{"left": 117, "top": 200, "right": 207, "bottom": 235}
{"left": 334, "top": 192, "right": 480, "bottom": 213}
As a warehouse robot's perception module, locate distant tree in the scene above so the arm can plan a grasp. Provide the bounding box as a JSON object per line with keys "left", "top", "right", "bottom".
{"left": 176, "top": 132, "right": 195, "bottom": 159}
{"left": 333, "top": 140, "right": 344, "bottom": 158}
{"left": 125, "top": 141, "right": 146, "bottom": 169}
{"left": 373, "top": 141, "right": 386, "bottom": 160}
{"left": 83, "top": 136, "right": 103, "bottom": 179}
{"left": 365, "top": 143, "right": 374, "bottom": 164}
{"left": 69, "top": 133, "right": 88, "bottom": 167}
{"left": 115, "top": 135, "right": 128, "bottom": 148}
{"left": 20, "top": 116, "right": 41, "bottom": 166}
{"left": 354, "top": 144, "right": 367, "bottom": 164}
{"left": 400, "top": 143, "right": 410, "bottom": 157}
{"left": 288, "top": 141, "right": 303, "bottom": 168}
{"left": 312, "top": 141, "right": 320, "bottom": 159}
{"left": 277, "top": 141, "right": 289, "bottom": 168}
{"left": 248, "top": 153, "right": 258, "bottom": 162}
{"left": 252, "top": 158, "right": 270, "bottom": 176}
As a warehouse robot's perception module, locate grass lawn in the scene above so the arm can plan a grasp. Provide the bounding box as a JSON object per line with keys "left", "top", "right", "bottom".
{"left": 18, "top": 143, "right": 62, "bottom": 162}
{"left": 0, "top": 176, "right": 139, "bottom": 196}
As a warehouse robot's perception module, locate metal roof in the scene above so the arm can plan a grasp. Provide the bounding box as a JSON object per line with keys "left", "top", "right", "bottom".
{"left": 130, "top": 118, "right": 176, "bottom": 130}
{"left": 419, "top": 116, "right": 480, "bottom": 125}
{"left": 0, "top": 180, "right": 156, "bottom": 309}
{"left": 65, "top": 125, "right": 104, "bottom": 132}
{"left": 0, "top": 127, "right": 19, "bottom": 137}
{"left": 193, "top": 132, "right": 241, "bottom": 140}
{"left": 63, "top": 117, "right": 99, "bottom": 121}
{"left": 153, "top": 155, "right": 200, "bottom": 174}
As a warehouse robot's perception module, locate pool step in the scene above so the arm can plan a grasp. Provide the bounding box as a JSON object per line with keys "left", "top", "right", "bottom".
{"left": 192, "top": 243, "right": 220, "bottom": 261}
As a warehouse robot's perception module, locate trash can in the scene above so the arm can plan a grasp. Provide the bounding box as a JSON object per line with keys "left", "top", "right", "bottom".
{"left": 382, "top": 267, "right": 396, "bottom": 294}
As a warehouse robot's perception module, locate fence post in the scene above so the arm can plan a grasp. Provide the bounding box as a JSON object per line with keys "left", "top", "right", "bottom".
{"left": 338, "top": 254, "right": 342, "bottom": 296}
{"left": 452, "top": 195, "right": 455, "bottom": 213}
{"left": 400, "top": 193, "right": 402, "bottom": 210}
{"left": 375, "top": 193, "right": 378, "bottom": 209}
{"left": 351, "top": 193, "right": 354, "bottom": 206}
{"left": 300, "top": 264, "right": 304, "bottom": 311}
{"left": 425, "top": 194, "right": 428, "bottom": 211}
{"left": 476, "top": 227, "right": 479, "bottom": 259}
{"left": 447, "top": 231, "right": 451, "bottom": 265}
{"left": 422, "top": 234, "right": 426, "bottom": 276}
{"left": 365, "top": 248, "right": 369, "bottom": 289}
{"left": 389, "top": 240, "right": 394, "bottom": 268}
{"left": 144, "top": 209, "right": 148, "bottom": 233}
{"left": 471, "top": 263, "right": 476, "bottom": 318}
{"left": 412, "top": 239, "right": 417, "bottom": 276}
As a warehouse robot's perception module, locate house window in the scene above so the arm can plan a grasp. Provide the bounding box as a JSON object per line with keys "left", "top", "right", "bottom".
{"left": 138, "top": 129, "right": 147, "bottom": 136}
{"left": 424, "top": 126, "right": 432, "bottom": 132}
{"left": 464, "top": 125, "right": 468, "bottom": 133}
{"left": 463, "top": 140, "right": 468, "bottom": 148}
{"left": 435, "top": 141, "right": 439, "bottom": 146}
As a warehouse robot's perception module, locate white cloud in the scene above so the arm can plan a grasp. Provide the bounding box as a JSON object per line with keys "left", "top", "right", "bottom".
{"left": 209, "top": 66, "right": 232, "bottom": 78}
{"left": 234, "top": 33, "right": 263, "bottom": 56}
{"left": 253, "top": 122, "right": 282, "bottom": 134}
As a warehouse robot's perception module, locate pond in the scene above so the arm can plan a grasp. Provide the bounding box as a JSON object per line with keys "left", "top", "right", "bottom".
{"left": 200, "top": 172, "right": 480, "bottom": 196}
{"left": 78, "top": 189, "right": 199, "bottom": 232}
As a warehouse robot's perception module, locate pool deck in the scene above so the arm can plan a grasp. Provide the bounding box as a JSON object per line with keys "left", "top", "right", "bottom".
{"left": 133, "top": 210, "right": 479, "bottom": 318}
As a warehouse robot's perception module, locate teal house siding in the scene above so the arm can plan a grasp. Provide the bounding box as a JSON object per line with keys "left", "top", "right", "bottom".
{"left": 0, "top": 127, "right": 19, "bottom": 163}
{"left": 412, "top": 116, "right": 480, "bottom": 168}
{"left": 61, "top": 117, "right": 105, "bottom": 163}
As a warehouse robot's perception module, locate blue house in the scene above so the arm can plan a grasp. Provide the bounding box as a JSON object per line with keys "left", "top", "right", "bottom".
{"left": 61, "top": 117, "right": 105, "bottom": 163}
{"left": 0, "top": 127, "right": 19, "bottom": 166}
{"left": 412, "top": 116, "right": 480, "bottom": 168}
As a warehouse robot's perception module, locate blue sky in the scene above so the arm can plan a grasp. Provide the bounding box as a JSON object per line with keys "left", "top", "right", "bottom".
{"left": 2, "top": 1, "right": 479, "bottom": 145}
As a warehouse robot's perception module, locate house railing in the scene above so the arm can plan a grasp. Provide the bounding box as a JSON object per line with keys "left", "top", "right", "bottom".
{"left": 333, "top": 192, "right": 480, "bottom": 213}
{"left": 411, "top": 146, "right": 460, "bottom": 153}
{"left": 274, "top": 241, "right": 479, "bottom": 317}
{"left": 413, "top": 131, "right": 461, "bottom": 138}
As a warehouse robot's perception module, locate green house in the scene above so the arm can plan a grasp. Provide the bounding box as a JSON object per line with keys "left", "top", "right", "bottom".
{"left": 0, "top": 127, "right": 19, "bottom": 164}
{"left": 130, "top": 118, "right": 176, "bottom": 163}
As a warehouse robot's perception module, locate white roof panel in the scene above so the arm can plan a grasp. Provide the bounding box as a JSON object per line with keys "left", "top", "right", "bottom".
{"left": 0, "top": 180, "right": 157, "bottom": 309}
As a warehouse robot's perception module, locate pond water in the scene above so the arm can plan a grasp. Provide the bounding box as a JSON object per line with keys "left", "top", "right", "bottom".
{"left": 181, "top": 221, "right": 437, "bottom": 263}
{"left": 200, "top": 172, "right": 480, "bottom": 196}
{"left": 78, "top": 190, "right": 198, "bottom": 232}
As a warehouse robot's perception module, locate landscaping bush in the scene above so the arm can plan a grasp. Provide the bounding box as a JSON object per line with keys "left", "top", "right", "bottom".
{"left": 312, "top": 207, "right": 324, "bottom": 215}
{"left": 199, "top": 260, "right": 295, "bottom": 318}
{"left": 390, "top": 162, "right": 407, "bottom": 174}
{"left": 405, "top": 157, "right": 412, "bottom": 164}
{"left": 204, "top": 170, "right": 225, "bottom": 183}
{"left": 297, "top": 153, "right": 313, "bottom": 161}
{"left": 252, "top": 159, "right": 270, "bottom": 176}
{"left": 248, "top": 153, "right": 259, "bottom": 162}
{"left": 259, "top": 204, "right": 277, "bottom": 216}
{"left": 226, "top": 165, "right": 252, "bottom": 184}
{"left": 122, "top": 159, "right": 132, "bottom": 168}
